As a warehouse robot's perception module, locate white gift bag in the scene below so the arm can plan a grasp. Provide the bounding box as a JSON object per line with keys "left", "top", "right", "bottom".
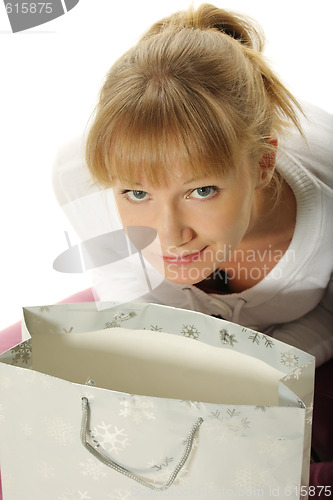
{"left": 0, "top": 302, "right": 314, "bottom": 500}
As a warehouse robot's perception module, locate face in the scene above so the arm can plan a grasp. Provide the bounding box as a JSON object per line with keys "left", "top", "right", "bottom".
{"left": 113, "top": 161, "right": 260, "bottom": 285}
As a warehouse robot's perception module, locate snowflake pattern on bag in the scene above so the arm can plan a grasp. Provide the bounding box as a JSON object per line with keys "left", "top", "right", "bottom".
{"left": 206, "top": 408, "right": 251, "bottom": 442}
{"left": 181, "top": 324, "right": 200, "bottom": 340}
{"left": 10, "top": 340, "right": 32, "bottom": 365}
{"left": 283, "top": 360, "right": 312, "bottom": 380}
{"left": 44, "top": 416, "right": 74, "bottom": 446}
{"left": 219, "top": 329, "right": 238, "bottom": 347}
{"left": 280, "top": 350, "right": 299, "bottom": 368}
{"left": 90, "top": 422, "right": 130, "bottom": 455}
{"left": 37, "top": 462, "right": 56, "bottom": 479}
{"left": 58, "top": 492, "right": 91, "bottom": 500}
{"left": 149, "top": 325, "right": 163, "bottom": 331}
{"left": 79, "top": 457, "right": 107, "bottom": 481}
{"left": 148, "top": 456, "right": 174, "bottom": 479}
{"left": 257, "top": 435, "right": 286, "bottom": 459}
{"left": 105, "top": 312, "right": 136, "bottom": 329}
{"left": 106, "top": 489, "right": 133, "bottom": 500}
{"left": 119, "top": 395, "right": 155, "bottom": 424}
{"left": 146, "top": 456, "right": 190, "bottom": 486}
{"left": 233, "top": 465, "right": 270, "bottom": 490}
{"left": 306, "top": 403, "right": 313, "bottom": 425}
{"left": 248, "top": 332, "right": 274, "bottom": 348}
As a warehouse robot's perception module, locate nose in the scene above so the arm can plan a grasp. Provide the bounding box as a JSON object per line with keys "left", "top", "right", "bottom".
{"left": 156, "top": 204, "right": 194, "bottom": 250}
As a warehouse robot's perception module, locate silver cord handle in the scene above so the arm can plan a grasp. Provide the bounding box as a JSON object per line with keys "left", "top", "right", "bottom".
{"left": 81, "top": 397, "right": 203, "bottom": 491}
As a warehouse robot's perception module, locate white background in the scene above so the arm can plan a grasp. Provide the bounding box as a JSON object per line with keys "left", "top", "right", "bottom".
{"left": 0, "top": 0, "right": 332, "bottom": 330}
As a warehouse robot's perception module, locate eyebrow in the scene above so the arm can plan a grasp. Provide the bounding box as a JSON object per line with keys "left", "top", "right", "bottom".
{"left": 116, "top": 176, "right": 220, "bottom": 188}
{"left": 115, "top": 181, "right": 143, "bottom": 188}
{"left": 183, "top": 177, "right": 202, "bottom": 185}
{"left": 124, "top": 179, "right": 209, "bottom": 188}
{"left": 183, "top": 176, "right": 222, "bottom": 185}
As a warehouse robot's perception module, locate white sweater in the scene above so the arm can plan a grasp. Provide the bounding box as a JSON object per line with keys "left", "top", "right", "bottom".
{"left": 52, "top": 102, "right": 333, "bottom": 366}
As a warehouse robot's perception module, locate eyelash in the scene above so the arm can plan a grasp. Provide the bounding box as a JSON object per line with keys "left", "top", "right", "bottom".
{"left": 119, "top": 186, "right": 221, "bottom": 202}
{"left": 119, "top": 189, "right": 150, "bottom": 202}
{"left": 187, "top": 186, "right": 221, "bottom": 200}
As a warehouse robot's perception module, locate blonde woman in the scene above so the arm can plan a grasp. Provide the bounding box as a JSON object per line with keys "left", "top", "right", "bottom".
{"left": 52, "top": 4, "right": 333, "bottom": 489}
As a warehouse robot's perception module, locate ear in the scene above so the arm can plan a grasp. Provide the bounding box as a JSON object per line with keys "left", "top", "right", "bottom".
{"left": 255, "top": 138, "right": 278, "bottom": 190}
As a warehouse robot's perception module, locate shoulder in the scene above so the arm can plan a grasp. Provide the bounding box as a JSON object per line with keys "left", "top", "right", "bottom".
{"left": 52, "top": 134, "right": 101, "bottom": 206}
{"left": 277, "top": 101, "right": 333, "bottom": 190}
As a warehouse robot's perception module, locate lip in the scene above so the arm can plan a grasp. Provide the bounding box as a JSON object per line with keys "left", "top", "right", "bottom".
{"left": 162, "top": 246, "right": 208, "bottom": 265}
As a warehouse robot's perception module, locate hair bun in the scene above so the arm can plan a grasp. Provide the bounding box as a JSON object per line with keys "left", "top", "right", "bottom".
{"left": 197, "top": 4, "right": 264, "bottom": 51}
{"left": 141, "top": 3, "right": 265, "bottom": 52}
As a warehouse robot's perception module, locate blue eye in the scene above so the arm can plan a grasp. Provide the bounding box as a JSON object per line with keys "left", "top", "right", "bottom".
{"left": 190, "top": 186, "right": 220, "bottom": 199}
{"left": 121, "top": 190, "right": 150, "bottom": 201}
{"left": 127, "top": 189, "right": 147, "bottom": 201}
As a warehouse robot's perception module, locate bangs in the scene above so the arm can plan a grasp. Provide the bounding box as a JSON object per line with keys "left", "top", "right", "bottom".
{"left": 87, "top": 81, "right": 246, "bottom": 188}
{"left": 107, "top": 114, "right": 239, "bottom": 188}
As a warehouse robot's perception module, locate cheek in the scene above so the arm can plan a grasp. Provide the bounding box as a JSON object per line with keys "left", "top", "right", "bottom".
{"left": 117, "top": 208, "right": 133, "bottom": 226}
{"left": 207, "top": 194, "right": 253, "bottom": 243}
{"left": 115, "top": 200, "right": 148, "bottom": 227}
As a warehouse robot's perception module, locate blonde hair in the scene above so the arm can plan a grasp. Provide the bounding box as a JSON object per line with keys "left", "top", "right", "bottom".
{"left": 86, "top": 3, "right": 303, "bottom": 189}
